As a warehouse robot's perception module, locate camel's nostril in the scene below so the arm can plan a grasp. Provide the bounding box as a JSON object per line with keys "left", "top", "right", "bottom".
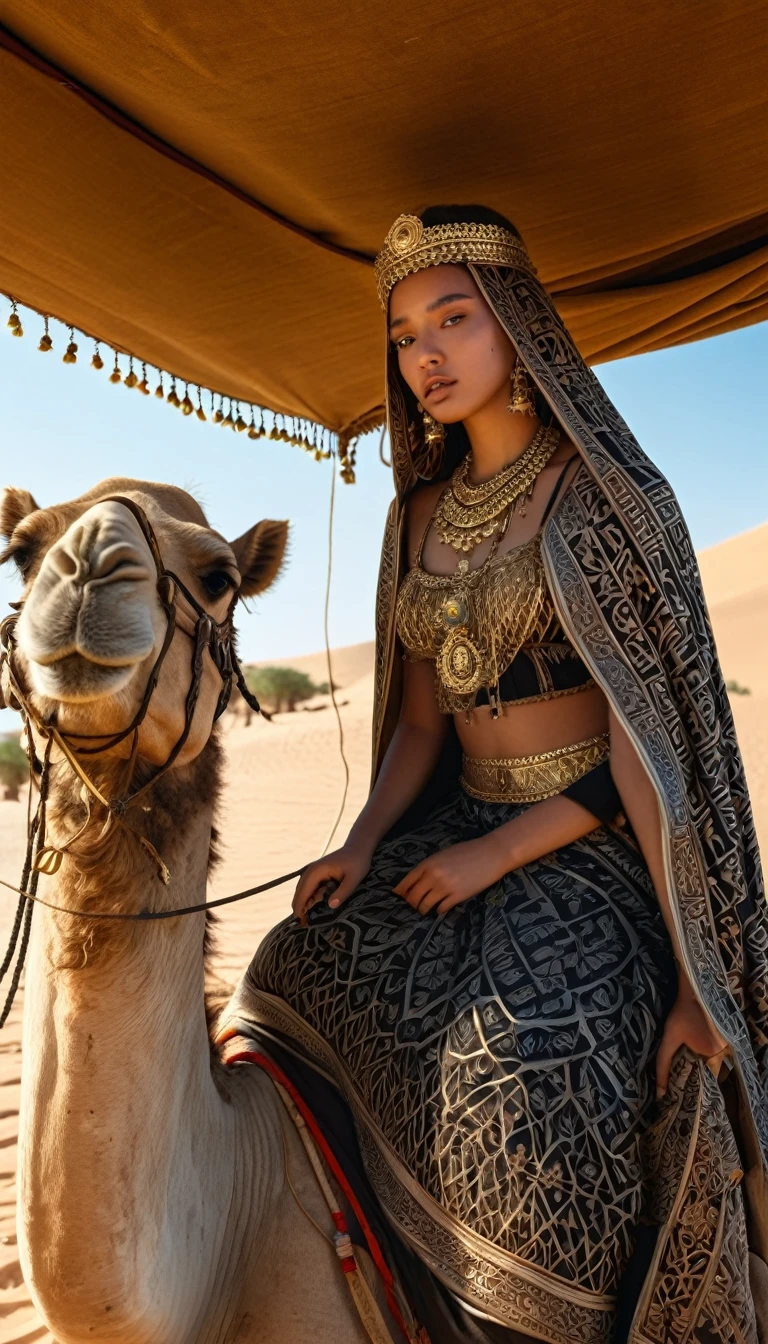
{"left": 89, "top": 542, "right": 151, "bottom": 585}
{"left": 49, "top": 546, "right": 79, "bottom": 579}
{"left": 46, "top": 536, "right": 151, "bottom": 588}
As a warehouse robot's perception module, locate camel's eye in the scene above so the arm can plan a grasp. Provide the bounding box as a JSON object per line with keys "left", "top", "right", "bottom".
{"left": 200, "top": 569, "right": 236, "bottom": 600}
{"left": 1, "top": 543, "right": 34, "bottom": 578}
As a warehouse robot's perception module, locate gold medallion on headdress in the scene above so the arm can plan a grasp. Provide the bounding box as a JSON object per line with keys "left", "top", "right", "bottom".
{"left": 386, "top": 215, "right": 424, "bottom": 256}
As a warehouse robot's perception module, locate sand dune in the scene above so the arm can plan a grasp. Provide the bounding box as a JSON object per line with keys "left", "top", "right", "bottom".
{"left": 252, "top": 640, "right": 375, "bottom": 692}
{"left": 699, "top": 522, "right": 768, "bottom": 700}
{"left": 0, "top": 525, "right": 765, "bottom": 1340}
{"left": 697, "top": 523, "right": 768, "bottom": 843}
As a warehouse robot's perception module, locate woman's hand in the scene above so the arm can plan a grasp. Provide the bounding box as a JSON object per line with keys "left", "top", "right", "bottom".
{"left": 292, "top": 843, "right": 373, "bottom": 923}
{"left": 393, "top": 834, "right": 507, "bottom": 916}
{"left": 655, "top": 980, "right": 729, "bottom": 1098}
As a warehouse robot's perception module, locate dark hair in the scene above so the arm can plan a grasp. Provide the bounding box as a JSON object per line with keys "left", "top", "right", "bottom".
{"left": 395, "top": 204, "right": 547, "bottom": 484}
{"left": 418, "top": 203, "right": 522, "bottom": 239}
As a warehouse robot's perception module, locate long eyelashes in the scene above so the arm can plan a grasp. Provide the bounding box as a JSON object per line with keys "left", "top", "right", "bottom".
{"left": 0, "top": 544, "right": 34, "bottom": 577}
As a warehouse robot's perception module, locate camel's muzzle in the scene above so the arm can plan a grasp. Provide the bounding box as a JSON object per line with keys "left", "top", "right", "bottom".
{"left": 15, "top": 500, "right": 159, "bottom": 697}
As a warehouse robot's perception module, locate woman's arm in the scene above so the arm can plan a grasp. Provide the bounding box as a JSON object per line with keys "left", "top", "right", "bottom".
{"left": 347, "top": 658, "right": 449, "bottom": 854}
{"left": 394, "top": 791, "right": 601, "bottom": 912}
{"left": 292, "top": 656, "right": 447, "bottom": 918}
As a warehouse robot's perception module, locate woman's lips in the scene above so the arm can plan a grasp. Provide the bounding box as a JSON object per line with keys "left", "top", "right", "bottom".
{"left": 424, "top": 380, "right": 456, "bottom": 402}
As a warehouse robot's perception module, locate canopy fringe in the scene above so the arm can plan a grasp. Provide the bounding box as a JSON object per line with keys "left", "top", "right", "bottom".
{"left": 337, "top": 405, "right": 386, "bottom": 483}
{"left": 3, "top": 291, "right": 358, "bottom": 481}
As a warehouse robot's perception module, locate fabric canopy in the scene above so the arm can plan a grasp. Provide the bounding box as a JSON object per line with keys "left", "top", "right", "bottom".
{"left": 0, "top": 1, "right": 767, "bottom": 454}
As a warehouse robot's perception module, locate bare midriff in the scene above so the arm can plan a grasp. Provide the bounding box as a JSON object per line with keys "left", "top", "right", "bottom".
{"left": 455, "top": 681, "right": 608, "bottom": 760}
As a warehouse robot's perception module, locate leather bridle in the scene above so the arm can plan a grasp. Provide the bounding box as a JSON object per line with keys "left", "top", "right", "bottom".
{"left": 0, "top": 495, "right": 271, "bottom": 1023}
{"left": 1, "top": 494, "right": 261, "bottom": 805}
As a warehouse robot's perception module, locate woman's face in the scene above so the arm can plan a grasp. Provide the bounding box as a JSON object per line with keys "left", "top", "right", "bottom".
{"left": 388, "top": 264, "right": 516, "bottom": 423}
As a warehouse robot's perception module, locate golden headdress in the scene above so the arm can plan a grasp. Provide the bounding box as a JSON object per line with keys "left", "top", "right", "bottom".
{"left": 374, "top": 212, "right": 535, "bottom": 309}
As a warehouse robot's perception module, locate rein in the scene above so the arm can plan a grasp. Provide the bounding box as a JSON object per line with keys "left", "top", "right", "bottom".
{"left": 0, "top": 494, "right": 270, "bottom": 1024}
{"left": 0, "top": 866, "right": 307, "bottom": 921}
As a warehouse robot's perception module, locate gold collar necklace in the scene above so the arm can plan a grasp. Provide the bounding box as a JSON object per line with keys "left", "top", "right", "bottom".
{"left": 432, "top": 423, "right": 561, "bottom": 554}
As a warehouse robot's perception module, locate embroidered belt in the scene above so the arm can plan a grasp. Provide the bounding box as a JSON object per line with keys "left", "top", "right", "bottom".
{"left": 460, "top": 732, "right": 610, "bottom": 803}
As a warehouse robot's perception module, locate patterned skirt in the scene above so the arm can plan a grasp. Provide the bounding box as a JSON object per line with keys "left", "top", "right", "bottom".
{"left": 243, "top": 789, "right": 677, "bottom": 1343}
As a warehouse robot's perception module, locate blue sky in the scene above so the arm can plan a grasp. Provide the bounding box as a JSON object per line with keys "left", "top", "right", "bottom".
{"left": 1, "top": 314, "right": 766, "bottom": 719}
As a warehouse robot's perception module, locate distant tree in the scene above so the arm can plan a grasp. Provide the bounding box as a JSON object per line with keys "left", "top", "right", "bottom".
{"left": 244, "top": 666, "right": 329, "bottom": 714}
{"left": 0, "top": 737, "right": 28, "bottom": 801}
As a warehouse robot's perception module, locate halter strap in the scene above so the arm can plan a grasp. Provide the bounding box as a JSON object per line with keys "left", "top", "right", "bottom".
{"left": 540, "top": 455, "right": 578, "bottom": 527}
{"left": 414, "top": 482, "right": 448, "bottom": 567}
{"left": 0, "top": 494, "right": 271, "bottom": 1023}
{"left": 0, "top": 494, "right": 262, "bottom": 869}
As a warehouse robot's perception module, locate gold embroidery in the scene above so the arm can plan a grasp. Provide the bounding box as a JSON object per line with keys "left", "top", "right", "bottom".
{"left": 460, "top": 733, "right": 610, "bottom": 804}
{"left": 499, "top": 679, "right": 595, "bottom": 708}
{"left": 629, "top": 1050, "right": 755, "bottom": 1342}
{"left": 225, "top": 986, "right": 619, "bottom": 1344}
{"left": 396, "top": 534, "right": 555, "bottom": 712}
{"left": 371, "top": 499, "right": 403, "bottom": 785}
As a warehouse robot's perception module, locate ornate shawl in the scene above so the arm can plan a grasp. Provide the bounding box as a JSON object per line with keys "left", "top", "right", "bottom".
{"left": 371, "top": 251, "right": 768, "bottom": 1333}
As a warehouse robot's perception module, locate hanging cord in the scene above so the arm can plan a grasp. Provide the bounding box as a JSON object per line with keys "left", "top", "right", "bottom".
{"left": 378, "top": 423, "right": 392, "bottom": 469}
{"left": 0, "top": 757, "right": 38, "bottom": 984}
{"left": 320, "top": 453, "right": 351, "bottom": 856}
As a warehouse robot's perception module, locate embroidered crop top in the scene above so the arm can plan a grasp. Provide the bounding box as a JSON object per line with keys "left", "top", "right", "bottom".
{"left": 395, "top": 531, "right": 594, "bottom": 716}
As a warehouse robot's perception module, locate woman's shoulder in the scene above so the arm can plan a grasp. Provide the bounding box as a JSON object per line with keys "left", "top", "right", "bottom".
{"left": 403, "top": 481, "right": 445, "bottom": 567}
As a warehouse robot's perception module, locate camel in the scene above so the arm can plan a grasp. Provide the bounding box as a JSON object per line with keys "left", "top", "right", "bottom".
{"left": 0, "top": 478, "right": 382, "bottom": 1344}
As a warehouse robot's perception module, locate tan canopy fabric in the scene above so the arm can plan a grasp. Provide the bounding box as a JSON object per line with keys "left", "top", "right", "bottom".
{"left": 0, "top": 1, "right": 767, "bottom": 451}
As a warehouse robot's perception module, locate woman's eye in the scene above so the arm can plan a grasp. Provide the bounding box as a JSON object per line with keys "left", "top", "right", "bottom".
{"left": 201, "top": 569, "right": 235, "bottom": 599}
{"left": 395, "top": 315, "right": 463, "bottom": 349}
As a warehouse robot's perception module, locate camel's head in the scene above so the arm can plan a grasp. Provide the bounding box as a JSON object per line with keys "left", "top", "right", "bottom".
{"left": 0, "top": 478, "right": 288, "bottom": 767}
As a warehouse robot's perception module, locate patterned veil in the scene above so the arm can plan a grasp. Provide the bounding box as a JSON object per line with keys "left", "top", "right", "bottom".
{"left": 370, "top": 212, "right": 768, "bottom": 1329}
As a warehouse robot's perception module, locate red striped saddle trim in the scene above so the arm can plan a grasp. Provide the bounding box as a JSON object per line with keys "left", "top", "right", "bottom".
{"left": 224, "top": 1042, "right": 411, "bottom": 1341}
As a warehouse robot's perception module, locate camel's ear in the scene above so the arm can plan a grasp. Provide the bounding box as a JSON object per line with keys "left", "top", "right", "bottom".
{"left": 1, "top": 487, "right": 40, "bottom": 541}
{"left": 230, "top": 519, "right": 289, "bottom": 597}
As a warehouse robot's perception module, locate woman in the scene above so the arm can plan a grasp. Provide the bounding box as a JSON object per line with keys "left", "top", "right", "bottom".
{"left": 238, "top": 207, "right": 768, "bottom": 1342}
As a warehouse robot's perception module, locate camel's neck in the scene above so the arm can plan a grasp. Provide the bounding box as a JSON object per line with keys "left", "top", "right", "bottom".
{"left": 17, "top": 747, "right": 248, "bottom": 1343}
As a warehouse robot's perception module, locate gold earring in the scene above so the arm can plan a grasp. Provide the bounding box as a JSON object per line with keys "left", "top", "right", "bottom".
{"left": 508, "top": 357, "right": 536, "bottom": 415}
{"left": 414, "top": 401, "right": 446, "bottom": 478}
{"left": 416, "top": 401, "right": 446, "bottom": 449}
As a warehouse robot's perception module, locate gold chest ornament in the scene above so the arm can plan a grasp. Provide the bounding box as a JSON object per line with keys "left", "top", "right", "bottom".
{"left": 436, "top": 560, "right": 492, "bottom": 697}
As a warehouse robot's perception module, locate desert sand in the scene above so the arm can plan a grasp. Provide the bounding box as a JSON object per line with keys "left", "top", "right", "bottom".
{"left": 0, "top": 522, "right": 765, "bottom": 1341}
